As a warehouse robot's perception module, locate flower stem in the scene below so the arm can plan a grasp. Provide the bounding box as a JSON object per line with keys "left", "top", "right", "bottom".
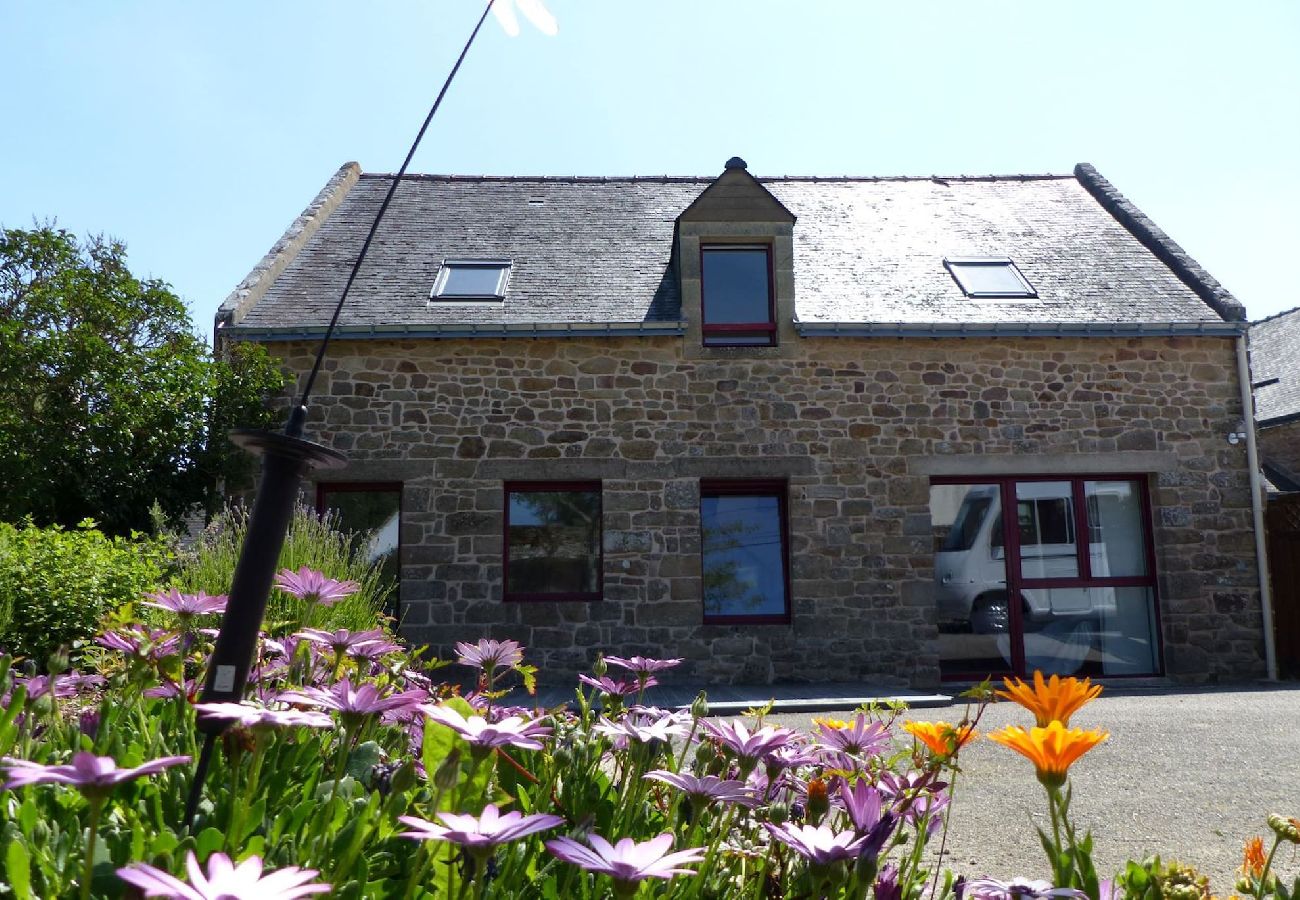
{"left": 1254, "top": 836, "right": 1284, "bottom": 900}
{"left": 80, "top": 797, "right": 105, "bottom": 900}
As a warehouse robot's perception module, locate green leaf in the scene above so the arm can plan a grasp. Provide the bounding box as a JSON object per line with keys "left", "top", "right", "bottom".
{"left": 5, "top": 840, "right": 32, "bottom": 900}
{"left": 149, "top": 831, "right": 179, "bottom": 856}
{"left": 346, "top": 741, "right": 383, "bottom": 782}
{"left": 195, "top": 827, "right": 225, "bottom": 859}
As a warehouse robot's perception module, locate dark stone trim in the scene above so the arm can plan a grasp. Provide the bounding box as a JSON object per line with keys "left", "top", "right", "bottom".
{"left": 1074, "top": 163, "right": 1246, "bottom": 323}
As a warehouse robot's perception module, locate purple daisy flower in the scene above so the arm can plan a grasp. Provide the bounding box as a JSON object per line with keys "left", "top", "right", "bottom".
{"left": 876, "top": 864, "right": 903, "bottom": 900}
{"left": 643, "top": 771, "right": 757, "bottom": 808}
{"left": 593, "top": 712, "right": 689, "bottom": 748}
{"left": 545, "top": 833, "right": 704, "bottom": 887}
{"left": 422, "top": 705, "right": 552, "bottom": 751}
{"left": 142, "top": 589, "right": 228, "bottom": 618}
{"left": 277, "top": 679, "right": 426, "bottom": 727}
{"left": 274, "top": 567, "right": 359, "bottom": 606}
{"left": 454, "top": 639, "right": 524, "bottom": 671}
{"left": 16, "top": 671, "right": 104, "bottom": 700}
{"left": 348, "top": 636, "right": 403, "bottom": 660}
{"left": 815, "top": 714, "right": 890, "bottom": 757}
{"left": 118, "top": 850, "right": 330, "bottom": 899}
{"left": 962, "top": 878, "right": 1088, "bottom": 900}
{"left": 2, "top": 751, "right": 189, "bottom": 798}
{"left": 833, "top": 779, "right": 898, "bottom": 856}
{"left": 578, "top": 674, "right": 650, "bottom": 696}
{"left": 144, "top": 678, "right": 200, "bottom": 700}
{"left": 603, "top": 655, "right": 683, "bottom": 677}
{"left": 701, "top": 718, "right": 800, "bottom": 764}
{"left": 195, "top": 701, "right": 334, "bottom": 731}
{"left": 764, "top": 822, "right": 871, "bottom": 865}
{"left": 296, "top": 628, "right": 390, "bottom": 656}
{"left": 96, "top": 625, "right": 181, "bottom": 660}
{"left": 398, "top": 804, "right": 563, "bottom": 850}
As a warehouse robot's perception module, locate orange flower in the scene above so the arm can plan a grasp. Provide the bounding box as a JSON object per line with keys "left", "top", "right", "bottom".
{"left": 996, "top": 670, "right": 1103, "bottom": 727}
{"left": 813, "top": 717, "right": 849, "bottom": 731}
{"left": 903, "top": 720, "right": 977, "bottom": 757}
{"left": 987, "top": 721, "right": 1107, "bottom": 788}
{"left": 1239, "top": 836, "right": 1267, "bottom": 879}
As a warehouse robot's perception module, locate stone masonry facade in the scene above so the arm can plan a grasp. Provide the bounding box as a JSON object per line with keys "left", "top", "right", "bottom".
{"left": 254, "top": 330, "right": 1268, "bottom": 690}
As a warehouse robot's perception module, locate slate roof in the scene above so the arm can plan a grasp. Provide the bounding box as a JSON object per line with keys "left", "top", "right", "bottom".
{"left": 219, "top": 162, "right": 1244, "bottom": 337}
{"left": 1251, "top": 306, "right": 1300, "bottom": 426}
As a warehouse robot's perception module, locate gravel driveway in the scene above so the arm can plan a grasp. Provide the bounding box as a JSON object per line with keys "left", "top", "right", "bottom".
{"left": 765, "top": 684, "right": 1300, "bottom": 892}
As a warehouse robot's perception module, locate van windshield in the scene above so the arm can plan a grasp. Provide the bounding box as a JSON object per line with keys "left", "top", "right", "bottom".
{"left": 941, "top": 496, "right": 992, "bottom": 552}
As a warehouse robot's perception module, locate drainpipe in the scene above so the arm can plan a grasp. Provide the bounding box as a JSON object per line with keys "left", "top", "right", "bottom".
{"left": 1236, "top": 333, "right": 1278, "bottom": 680}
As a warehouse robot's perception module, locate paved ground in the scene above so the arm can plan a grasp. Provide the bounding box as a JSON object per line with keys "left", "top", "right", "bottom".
{"left": 762, "top": 684, "right": 1300, "bottom": 892}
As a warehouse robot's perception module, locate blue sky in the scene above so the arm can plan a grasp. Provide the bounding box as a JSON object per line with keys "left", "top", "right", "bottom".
{"left": 3, "top": 1, "right": 1298, "bottom": 338}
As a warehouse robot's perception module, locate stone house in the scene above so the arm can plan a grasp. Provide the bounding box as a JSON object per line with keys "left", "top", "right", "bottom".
{"left": 216, "top": 158, "right": 1271, "bottom": 688}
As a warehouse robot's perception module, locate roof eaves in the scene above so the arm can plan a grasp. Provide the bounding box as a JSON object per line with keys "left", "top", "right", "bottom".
{"left": 223, "top": 320, "right": 689, "bottom": 342}
{"left": 1074, "top": 163, "right": 1246, "bottom": 323}
{"left": 795, "top": 320, "right": 1247, "bottom": 339}
{"left": 215, "top": 162, "right": 362, "bottom": 335}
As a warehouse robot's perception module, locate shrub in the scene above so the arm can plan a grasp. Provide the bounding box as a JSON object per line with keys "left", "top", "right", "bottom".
{"left": 0, "top": 519, "right": 169, "bottom": 666}
{"left": 169, "top": 503, "right": 391, "bottom": 634}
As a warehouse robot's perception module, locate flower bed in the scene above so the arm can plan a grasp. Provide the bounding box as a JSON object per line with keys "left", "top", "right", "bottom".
{"left": 0, "top": 574, "right": 1296, "bottom": 898}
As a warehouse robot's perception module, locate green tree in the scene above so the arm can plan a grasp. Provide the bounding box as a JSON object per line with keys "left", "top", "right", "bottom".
{"left": 0, "top": 225, "right": 284, "bottom": 535}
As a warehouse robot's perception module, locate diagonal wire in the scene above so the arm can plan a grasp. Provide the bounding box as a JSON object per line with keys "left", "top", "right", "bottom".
{"left": 295, "top": 0, "right": 496, "bottom": 416}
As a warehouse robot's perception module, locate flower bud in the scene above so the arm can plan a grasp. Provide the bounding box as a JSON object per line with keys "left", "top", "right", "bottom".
{"left": 806, "top": 777, "right": 830, "bottom": 825}
{"left": 46, "top": 646, "right": 70, "bottom": 676}
{"left": 690, "top": 691, "right": 709, "bottom": 720}
{"left": 433, "top": 748, "right": 461, "bottom": 793}
{"left": 767, "top": 801, "right": 789, "bottom": 825}
{"left": 1267, "top": 813, "right": 1300, "bottom": 844}
{"left": 592, "top": 654, "right": 607, "bottom": 678}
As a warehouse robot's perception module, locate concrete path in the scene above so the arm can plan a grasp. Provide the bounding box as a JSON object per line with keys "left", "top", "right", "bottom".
{"left": 763, "top": 683, "right": 1300, "bottom": 893}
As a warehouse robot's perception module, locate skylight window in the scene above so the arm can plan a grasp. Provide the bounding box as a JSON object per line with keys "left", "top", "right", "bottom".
{"left": 431, "top": 259, "right": 512, "bottom": 300}
{"left": 944, "top": 257, "right": 1037, "bottom": 298}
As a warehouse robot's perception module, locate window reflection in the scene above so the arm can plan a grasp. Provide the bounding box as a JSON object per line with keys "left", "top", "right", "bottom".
{"left": 701, "top": 485, "right": 788, "bottom": 620}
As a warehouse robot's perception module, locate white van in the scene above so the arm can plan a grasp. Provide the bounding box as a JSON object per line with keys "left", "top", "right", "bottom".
{"left": 934, "top": 483, "right": 1118, "bottom": 634}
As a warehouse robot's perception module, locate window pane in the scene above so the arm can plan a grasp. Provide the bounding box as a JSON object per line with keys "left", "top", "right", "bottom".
{"left": 320, "top": 488, "right": 401, "bottom": 616}
{"left": 932, "top": 483, "right": 1010, "bottom": 676}
{"left": 1085, "top": 480, "right": 1148, "bottom": 577}
{"left": 702, "top": 493, "right": 787, "bottom": 618}
{"left": 507, "top": 489, "right": 601, "bottom": 597}
{"left": 702, "top": 249, "right": 771, "bottom": 324}
{"left": 946, "top": 260, "right": 1035, "bottom": 297}
{"left": 1016, "top": 482, "right": 1078, "bottom": 579}
{"left": 437, "top": 264, "right": 508, "bottom": 298}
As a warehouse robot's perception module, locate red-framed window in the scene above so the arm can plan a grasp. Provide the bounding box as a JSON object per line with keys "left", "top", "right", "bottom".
{"left": 504, "top": 482, "right": 602, "bottom": 602}
{"left": 930, "top": 474, "right": 1162, "bottom": 680}
{"left": 701, "top": 479, "right": 791, "bottom": 623}
{"left": 315, "top": 482, "right": 402, "bottom": 620}
{"left": 700, "top": 245, "right": 777, "bottom": 347}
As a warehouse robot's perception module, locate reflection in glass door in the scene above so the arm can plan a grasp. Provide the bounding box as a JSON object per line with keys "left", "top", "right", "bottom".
{"left": 930, "top": 477, "right": 1161, "bottom": 680}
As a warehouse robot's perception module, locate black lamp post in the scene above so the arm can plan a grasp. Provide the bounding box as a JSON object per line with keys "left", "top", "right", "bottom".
{"left": 182, "top": 0, "right": 498, "bottom": 829}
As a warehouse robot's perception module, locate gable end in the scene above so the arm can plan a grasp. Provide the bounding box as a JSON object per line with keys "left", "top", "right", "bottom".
{"left": 1075, "top": 162, "right": 1245, "bottom": 323}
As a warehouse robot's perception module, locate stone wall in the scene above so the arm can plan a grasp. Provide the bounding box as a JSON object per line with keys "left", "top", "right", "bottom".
{"left": 256, "top": 334, "right": 1266, "bottom": 688}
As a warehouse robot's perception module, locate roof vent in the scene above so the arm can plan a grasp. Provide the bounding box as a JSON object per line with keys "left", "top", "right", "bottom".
{"left": 724, "top": 156, "right": 748, "bottom": 170}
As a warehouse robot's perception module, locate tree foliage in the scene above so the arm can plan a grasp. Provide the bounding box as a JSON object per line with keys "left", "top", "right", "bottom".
{"left": 0, "top": 225, "right": 284, "bottom": 535}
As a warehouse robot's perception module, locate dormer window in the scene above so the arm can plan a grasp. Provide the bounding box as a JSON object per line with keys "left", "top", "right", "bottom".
{"left": 701, "top": 245, "right": 776, "bottom": 346}
{"left": 944, "top": 257, "right": 1036, "bottom": 298}
{"left": 431, "top": 259, "right": 512, "bottom": 301}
